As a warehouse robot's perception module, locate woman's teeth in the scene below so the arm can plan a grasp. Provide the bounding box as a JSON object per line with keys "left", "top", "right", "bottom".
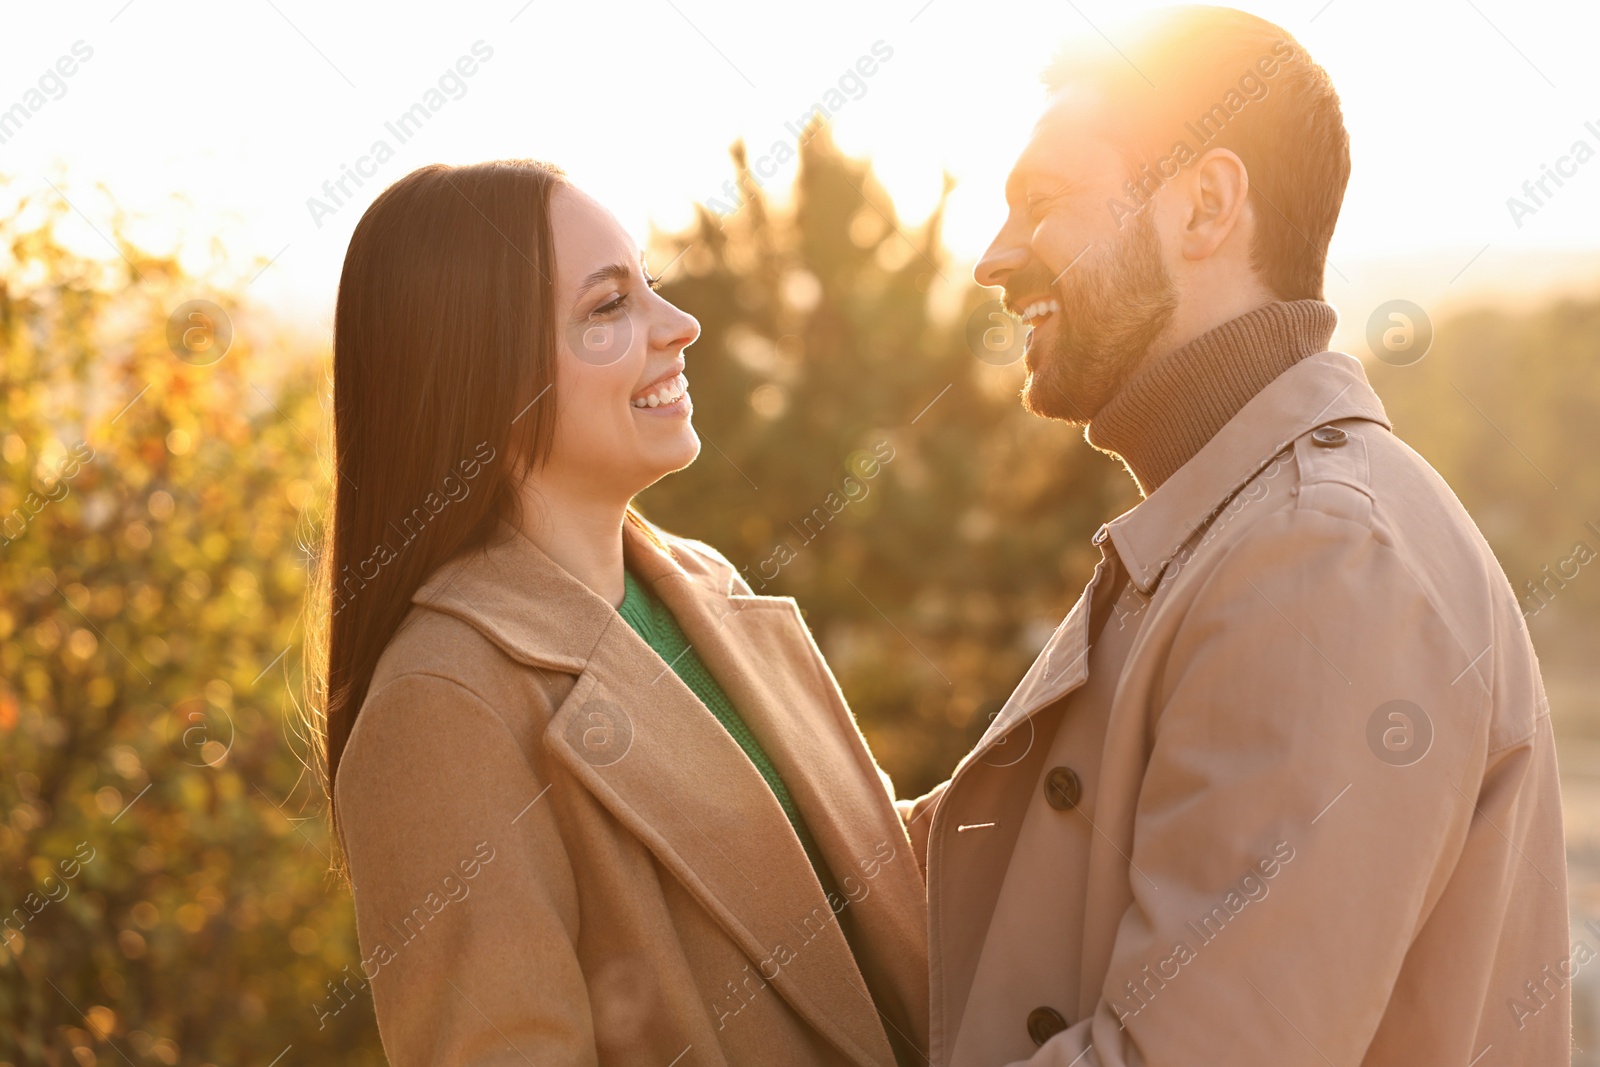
{"left": 1021, "top": 298, "right": 1061, "bottom": 324}
{"left": 631, "top": 373, "right": 688, "bottom": 409}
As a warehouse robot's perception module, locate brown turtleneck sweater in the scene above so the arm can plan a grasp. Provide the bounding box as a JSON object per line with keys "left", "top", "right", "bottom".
{"left": 1086, "top": 299, "right": 1339, "bottom": 496}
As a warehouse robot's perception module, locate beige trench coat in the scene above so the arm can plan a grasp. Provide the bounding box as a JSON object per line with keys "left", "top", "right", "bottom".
{"left": 336, "top": 519, "right": 929, "bottom": 1066}
{"left": 904, "top": 351, "right": 1570, "bottom": 1065}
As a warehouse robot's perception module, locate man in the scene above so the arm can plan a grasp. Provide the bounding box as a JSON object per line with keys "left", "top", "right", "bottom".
{"left": 902, "top": 7, "right": 1570, "bottom": 1065}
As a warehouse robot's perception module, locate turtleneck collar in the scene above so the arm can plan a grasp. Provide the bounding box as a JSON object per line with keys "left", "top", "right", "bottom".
{"left": 1085, "top": 299, "right": 1339, "bottom": 495}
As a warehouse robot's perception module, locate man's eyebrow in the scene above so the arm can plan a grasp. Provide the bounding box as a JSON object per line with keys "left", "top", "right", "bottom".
{"left": 576, "top": 262, "right": 631, "bottom": 295}
{"left": 1005, "top": 166, "right": 1043, "bottom": 203}
{"left": 1009, "top": 154, "right": 1080, "bottom": 198}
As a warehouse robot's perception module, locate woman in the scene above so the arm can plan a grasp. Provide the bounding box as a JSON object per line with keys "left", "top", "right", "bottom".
{"left": 307, "top": 159, "right": 927, "bottom": 1066}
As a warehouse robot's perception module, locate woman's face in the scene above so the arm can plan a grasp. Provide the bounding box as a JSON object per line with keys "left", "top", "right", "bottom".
{"left": 540, "top": 184, "right": 701, "bottom": 504}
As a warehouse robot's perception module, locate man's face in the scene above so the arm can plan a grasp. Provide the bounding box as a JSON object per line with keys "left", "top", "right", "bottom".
{"left": 975, "top": 86, "right": 1178, "bottom": 424}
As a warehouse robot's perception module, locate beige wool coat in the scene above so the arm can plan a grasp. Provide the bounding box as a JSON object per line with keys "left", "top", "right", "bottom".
{"left": 335, "top": 518, "right": 929, "bottom": 1066}
{"left": 903, "top": 351, "right": 1570, "bottom": 1066}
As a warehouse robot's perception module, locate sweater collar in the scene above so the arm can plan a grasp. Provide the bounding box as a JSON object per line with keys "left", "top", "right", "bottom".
{"left": 1085, "top": 299, "right": 1339, "bottom": 495}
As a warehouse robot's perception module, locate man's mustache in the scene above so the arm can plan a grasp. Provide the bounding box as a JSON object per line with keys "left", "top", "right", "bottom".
{"left": 1001, "top": 262, "right": 1062, "bottom": 318}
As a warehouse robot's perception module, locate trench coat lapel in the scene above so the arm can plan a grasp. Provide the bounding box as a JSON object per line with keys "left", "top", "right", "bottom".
{"left": 649, "top": 562, "right": 931, "bottom": 1059}
{"left": 961, "top": 557, "right": 1100, "bottom": 771}
{"left": 533, "top": 525, "right": 898, "bottom": 1067}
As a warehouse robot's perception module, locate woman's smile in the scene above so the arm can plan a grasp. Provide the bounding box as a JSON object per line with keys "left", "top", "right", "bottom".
{"left": 629, "top": 369, "right": 690, "bottom": 415}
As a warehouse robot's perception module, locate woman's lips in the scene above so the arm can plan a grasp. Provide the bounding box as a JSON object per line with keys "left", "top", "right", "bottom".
{"left": 630, "top": 372, "right": 689, "bottom": 410}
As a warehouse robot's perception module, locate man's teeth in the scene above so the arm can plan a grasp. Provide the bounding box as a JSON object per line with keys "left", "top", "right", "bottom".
{"left": 1020, "top": 299, "right": 1062, "bottom": 323}
{"left": 631, "top": 373, "right": 688, "bottom": 409}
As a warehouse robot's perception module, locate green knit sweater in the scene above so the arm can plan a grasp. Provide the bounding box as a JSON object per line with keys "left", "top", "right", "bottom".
{"left": 617, "top": 570, "right": 837, "bottom": 894}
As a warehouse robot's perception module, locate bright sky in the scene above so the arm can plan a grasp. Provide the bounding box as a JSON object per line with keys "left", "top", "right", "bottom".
{"left": 3, "top": 0, "right": 1598, "bottom": 339}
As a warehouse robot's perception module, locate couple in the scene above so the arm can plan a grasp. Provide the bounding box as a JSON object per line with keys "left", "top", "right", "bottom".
{"left": 314, "top": 7, "right": 1569, "bottom": 1066}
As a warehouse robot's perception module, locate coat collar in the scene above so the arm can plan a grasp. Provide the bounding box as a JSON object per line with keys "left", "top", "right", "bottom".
{"left": 962, "top": 350, "right": 1390, "bottom": 769}
{"left": 408, "top": 517, "right": 630, "bottom": 673}
{"left": 1105, "top": 350, "right": 1391, "bottom": 596}
{"left": 409, "top": 517, "right": 926, "bottom": 1067}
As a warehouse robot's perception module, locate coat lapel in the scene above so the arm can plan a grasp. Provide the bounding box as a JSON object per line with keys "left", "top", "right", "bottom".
{"left": 654, "top": 569, "right": 931, "bottom": 1062}
{"left": 534, "top": 524, "right": 901, "bottom": 1067}
{"left": 959, "top": 555, "right": 1102, "bottom": 772}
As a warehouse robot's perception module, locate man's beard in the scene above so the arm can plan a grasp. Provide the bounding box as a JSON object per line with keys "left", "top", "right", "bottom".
{"left": 1012, "top": 209, "right": 1178, "bottom": 425}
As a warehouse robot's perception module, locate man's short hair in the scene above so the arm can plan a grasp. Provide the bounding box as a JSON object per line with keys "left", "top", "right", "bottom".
{"left": 1042, "top": 6, "right": 1350, "bottom": 301}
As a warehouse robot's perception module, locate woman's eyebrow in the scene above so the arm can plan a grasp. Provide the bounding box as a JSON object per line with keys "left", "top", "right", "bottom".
{"left": 576, "top": 262, "right": 631, "bottom": 296}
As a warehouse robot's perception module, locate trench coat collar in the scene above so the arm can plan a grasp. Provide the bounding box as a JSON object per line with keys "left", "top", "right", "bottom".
{"left": 962, "top": 351, "right": 1392, "bottom": 781}
{"left": 406, "top": 518, "right": 617, "bottom": 674}
{"left": 1104, "top": 350, "right": 1391, "bottom": 596}
{"left": 409, "top": 517, "right": 920, "bottom": 1067}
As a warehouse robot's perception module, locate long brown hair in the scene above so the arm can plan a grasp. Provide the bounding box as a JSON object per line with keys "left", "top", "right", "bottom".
{"left": 304, "top": 159, "right": 567, "bottom": 839}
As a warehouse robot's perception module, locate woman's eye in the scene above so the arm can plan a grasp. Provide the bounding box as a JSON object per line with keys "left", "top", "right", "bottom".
{"left": 592, "top": 293, "right": 626, "bottom": 317}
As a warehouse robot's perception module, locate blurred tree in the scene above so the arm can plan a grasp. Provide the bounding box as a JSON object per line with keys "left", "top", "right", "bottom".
{"left": 0, "top": 184, "right": 382, "bottom": 1063}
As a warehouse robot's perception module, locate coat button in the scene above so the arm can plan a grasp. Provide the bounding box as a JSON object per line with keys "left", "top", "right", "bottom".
{"left": 1027, "top": 1006, "right": 1069, "bottom": 1046}
{"left": 1310, "top": 425, "right": 1347, "bottom": 447}
{"left": 1044, "top": 766, "right": 1082, "bottom": 811}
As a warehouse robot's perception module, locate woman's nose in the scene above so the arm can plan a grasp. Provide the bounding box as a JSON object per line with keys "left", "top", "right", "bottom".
{"left": 654, "top": 300, "right": 700, "bottom": 351}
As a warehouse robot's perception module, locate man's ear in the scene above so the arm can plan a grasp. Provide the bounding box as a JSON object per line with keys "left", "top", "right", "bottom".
{"left": 1179, "top": 148, "right": 1251, "bottom": 262}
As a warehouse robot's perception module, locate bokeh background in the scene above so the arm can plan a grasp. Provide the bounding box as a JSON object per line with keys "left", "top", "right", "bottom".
{"left": 4, "top": 0, "right": 1600, "bottom": 1062}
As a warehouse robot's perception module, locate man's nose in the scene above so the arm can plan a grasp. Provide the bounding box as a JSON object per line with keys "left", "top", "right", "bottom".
{"left": 975, "top": 235, "right": 1029, "bottom": 289}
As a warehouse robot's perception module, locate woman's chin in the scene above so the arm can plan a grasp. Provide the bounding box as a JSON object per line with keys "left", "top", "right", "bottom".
{"left": 643, "top": 430, "right": 702, "bottom": 480}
